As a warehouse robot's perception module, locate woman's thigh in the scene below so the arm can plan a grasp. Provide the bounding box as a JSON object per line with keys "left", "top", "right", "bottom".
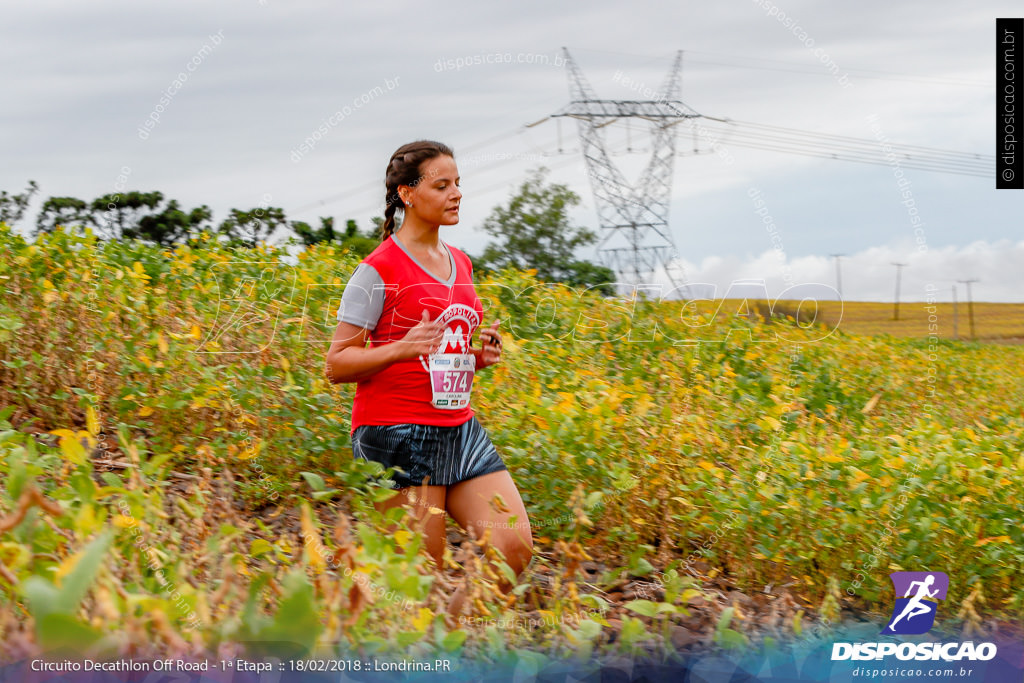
{"left": 444, "top": 470, "right": 533, "bottom": 564}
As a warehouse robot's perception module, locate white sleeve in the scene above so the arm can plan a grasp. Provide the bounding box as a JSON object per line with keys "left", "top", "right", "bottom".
{"left": 336, "top": 263, "right": 385, "bottom": 330}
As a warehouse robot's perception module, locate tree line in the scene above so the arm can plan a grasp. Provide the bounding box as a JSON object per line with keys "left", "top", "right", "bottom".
{"left": 0, "top": 168, "right": 615, "bottom": 292}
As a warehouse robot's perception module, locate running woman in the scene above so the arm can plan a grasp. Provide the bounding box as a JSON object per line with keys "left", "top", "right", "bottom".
{"left": 324, "top": 140, "right": 533, "bottom": 616}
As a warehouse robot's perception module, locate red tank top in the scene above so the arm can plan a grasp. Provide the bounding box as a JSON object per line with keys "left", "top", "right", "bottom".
{"left": 350, "top": 236, "right": 483, "bottom": 431}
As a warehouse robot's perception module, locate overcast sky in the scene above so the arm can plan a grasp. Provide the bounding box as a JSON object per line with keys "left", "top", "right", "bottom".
{"left": 2, "top": 0, "right": 1021, "bottom": 302}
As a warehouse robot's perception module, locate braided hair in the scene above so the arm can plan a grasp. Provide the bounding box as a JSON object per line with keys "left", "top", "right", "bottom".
{"left": 380, "top": 140, "right": 455, "bottom": 240}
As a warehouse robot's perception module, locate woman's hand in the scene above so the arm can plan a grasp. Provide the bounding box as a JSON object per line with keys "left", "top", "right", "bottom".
{"left": 396, "top": 309, "right": 445, "bottom": 360}
{"left": 476, "top": 320, "right": 503, "bottom": 369}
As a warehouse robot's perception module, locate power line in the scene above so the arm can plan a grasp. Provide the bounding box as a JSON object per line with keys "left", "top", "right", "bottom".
{"left": 577, "top": 47, "right": 989, "bottom": 88}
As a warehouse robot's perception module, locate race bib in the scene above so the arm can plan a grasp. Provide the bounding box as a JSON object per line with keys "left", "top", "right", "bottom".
{"left": 428, "top": 353, "right": 475, "bottom": 409}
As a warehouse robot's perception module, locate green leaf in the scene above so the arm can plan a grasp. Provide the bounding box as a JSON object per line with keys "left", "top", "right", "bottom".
{"left": 576, "top": 618, "right": 603, "bottom": 640}
{"left": 8, "top": 447, "right": 27, "bottom": 500}
{"left": 373, "top": 487, "right": 399, "bottom": 503}
{"left": 57, "top": 530, "right": 113, "bottom": 615}
{"left": 441, "top": 629, "right": 467, "bottom": 651}
{"left": 716, "top": 606, "right": 735, "bottom": 632}
{"left": 631, "top": 557, "right": 654, "bottom": 576}
{"left": 618, "top": 615, "right": 649, "bottom": 647}
{"left": 396, "top": 630, "right": 423, "bottom": 647}
{"left": 100, "top": 472, "right": 125, "bottom": 488}
{"left": 300, "top": 471, "right": 326, "bottom": 492}
{"left": 717, "top": 627, "right": 748, "bottom": 650}
{"left": 36, "top": 613, "right": 103, "bottom": 652}
{"left": 496, "top": 559, "right": 518, "bottom": 587}
{"left": 253, "top": 569, "right": 321, "bottom": 658}
{"left": 624, "top": 599, "right": 659, "bottom": 617}
{"left": 22, "top": 577, "right": 60, "bottom": 623}
{"left": 579, "top": 593, "right": 610, "bottom": 611}
{"left": 250, "top": 539, "right": 274, "bottom": 557}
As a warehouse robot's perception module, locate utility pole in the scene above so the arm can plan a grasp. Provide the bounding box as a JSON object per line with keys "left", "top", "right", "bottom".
{"left": 952, "top": 284, "right": 958, "bottom": 339}
{"left": 829, "top": 253, "right": 846, "bottom": 299}
{"left": 957, "top": 278, "right": 979, "bottom": 340}
{"left": 891, "top": 262, "right": 907, "bottom": 321}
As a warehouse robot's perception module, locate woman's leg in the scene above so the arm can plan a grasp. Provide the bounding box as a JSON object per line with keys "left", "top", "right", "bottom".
{"left": 444, "top": 470, "right": 534, "bottom": 615}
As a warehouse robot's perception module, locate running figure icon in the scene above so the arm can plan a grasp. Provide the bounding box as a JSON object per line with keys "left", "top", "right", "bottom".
{"left": 887, "top": 575, "right": 938, "bottom": 631}
{"left": 882, "top": 571, "right": 948, "bottom": 635}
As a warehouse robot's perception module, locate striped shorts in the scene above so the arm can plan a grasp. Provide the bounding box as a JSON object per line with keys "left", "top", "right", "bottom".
{"left": 351, "top": 416, "right": 507, "bottom": 488}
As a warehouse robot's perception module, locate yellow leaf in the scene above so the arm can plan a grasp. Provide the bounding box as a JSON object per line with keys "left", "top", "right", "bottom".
{"left": 300, "top": 503, "right": 327, "bottom": 573}
{"left": 238, "top": 440, "right": 262, "bottom": 460}
{"left": 849, "top": 468, "right": 870, "bottom": 483}
{"left": 58, "top": 433, "right": 87, "bottom": 465}
{"left": 412, "top": 607, "right": 433, "bottom": 632}
{"left": 975, "top": 536, "right": 1012, "bottom": 547}
{"left": 555, "top": 392, "right": 577, "bottom": 414}
{"left": 55, "top": 546, "right": 90, "bottom": 583}
{"left": 85, "top": 405, "right": 100, "bottom": 437}
{"left": 190, "top": 324, "right": 201, "bottom": 340}
{"left": 281, "top": 357, "right": 290, "bottom": 372}
{"left": 394, "top": 530, "right": 412, "bottom": 548}
{"left": 156, "top": 332, "right": 168, "bottom": 355}
{"left": 138, "top": 406, "right": 154, "bottom": 417}
{"left": 861, "top": 393, "right": 881, "bottom": 414}
{"left": 634, "top": 394, "right": 652, "bottom": 417}
{"left": 113, "top": 514, "right": 137, "bottom": 529}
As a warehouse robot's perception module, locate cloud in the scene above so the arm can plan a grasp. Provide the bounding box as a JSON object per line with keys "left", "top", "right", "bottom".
{"left": 668, "top": 240, "right": 1024, "bottom": 302}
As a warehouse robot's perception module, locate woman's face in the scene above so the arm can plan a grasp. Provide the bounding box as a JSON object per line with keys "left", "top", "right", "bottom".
{"left": 401, "top": 155, "right": 461, "bottom": 226}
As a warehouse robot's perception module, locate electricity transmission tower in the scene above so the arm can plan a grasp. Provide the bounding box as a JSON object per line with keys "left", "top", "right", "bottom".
{"left": 551, "top": 48, "right": 700, "bottom": 294}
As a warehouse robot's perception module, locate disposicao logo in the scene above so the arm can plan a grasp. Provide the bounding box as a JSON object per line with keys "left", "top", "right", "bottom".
{"left": 832, "top": 571, "right": 998, "bottom": 663}
{"left": 882, "top": 571, "right": 948, "bottom": 635}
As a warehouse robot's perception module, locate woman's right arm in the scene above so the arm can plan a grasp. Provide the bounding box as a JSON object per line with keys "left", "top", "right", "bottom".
{"left": 325, "top": 311, "right": 444, "bottom": 384}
